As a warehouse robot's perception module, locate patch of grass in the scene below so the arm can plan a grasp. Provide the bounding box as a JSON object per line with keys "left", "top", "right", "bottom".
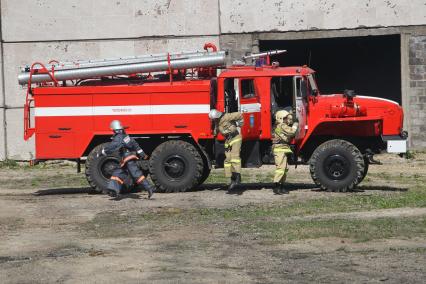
{"left": 242, "top": 216, "right": 426, "bottom": 243}
{"left": 0, "top": 159, "right": 19, "bottom": 168}
{"left": 204, "top": 169, "right": 274, "bottom": 184}
{"left": 0, "top": 171, "right": 88, "bottom": 189}
{"left": 367, "top": 172, "right": 426, "bottom": 186}
{"left": 405, "top": 150, "right": 416, "bottom": 160}
{"left": 83, "top": 187, "right": 426, "bottom": 240}
{"left": 195, "top": 188, "right": 426, "bottom": 221}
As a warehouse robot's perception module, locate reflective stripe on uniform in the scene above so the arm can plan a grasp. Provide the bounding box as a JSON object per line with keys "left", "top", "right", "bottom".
{"left": 136, "top": 175, "right": 145, "bottom": 184}
{"left": 229, "top": 137, "right": 242, "bottom": 146}
{"left": 273, "top": 147, "right": 293, "bottom": 154}
{"left": 224, "top": 162, "right": 232, "bottom": 167}
{"left": 230, "top": 158, "right": 241, "bottom": 163}
{"left": 111, "top": 176, "right": 124, "bottom": 184}
{"left": 275, "top": 169, "right": 285, "bottom": 174}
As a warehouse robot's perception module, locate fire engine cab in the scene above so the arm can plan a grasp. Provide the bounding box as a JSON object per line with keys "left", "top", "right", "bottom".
{"left": 18, "top": 43, "right": 407, "bottom": 192}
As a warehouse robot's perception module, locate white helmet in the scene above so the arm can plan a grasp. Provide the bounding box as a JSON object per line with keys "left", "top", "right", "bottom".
{"left": 110, "top": 120, "right": 124, "bottom": 131}
{"left": 208, "top": 109, "right": 223, "bottom": 119}
{"left": 275, "top": 110, "right": 290, "bottom": 124}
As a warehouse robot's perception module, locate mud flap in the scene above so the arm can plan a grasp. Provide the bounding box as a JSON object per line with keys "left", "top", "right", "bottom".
{"left": 241, "top": 140, "right": 261, "bottom": 168}
{"left": 214, "top": 140, "right": 225, "bottom": 168}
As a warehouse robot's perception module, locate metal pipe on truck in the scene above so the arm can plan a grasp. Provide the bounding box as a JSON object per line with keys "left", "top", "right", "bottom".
{"left": 18, "top": 51, "right": 226, "bottom": 85}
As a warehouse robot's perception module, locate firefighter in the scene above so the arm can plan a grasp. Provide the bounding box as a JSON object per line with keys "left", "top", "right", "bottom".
{"left": 209, "top": 109, "right": 244, "bottom": 192}
{"left": 99, "top": 120, "right": 155, "bottom": 199}
{"left": 272, "top": 110, "right": 299, "bottom": 194}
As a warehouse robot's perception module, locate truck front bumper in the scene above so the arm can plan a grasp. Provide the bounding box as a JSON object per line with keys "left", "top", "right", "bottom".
{"left": 382, "top": 132, "right": 408, "bottom": 154}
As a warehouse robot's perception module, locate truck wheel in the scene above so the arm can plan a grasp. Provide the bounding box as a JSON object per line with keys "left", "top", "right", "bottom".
{"left": 356, "top": 157, "right": 369, "bottom": 186}
{"left": 198, "top": 164, "right": 211, "bottom": 186}
{"left": 309, "top": 139, "right": 364, "bottom": 192}
{"left": 85, "top": 143, "right": 120, "bottom": 193}
{"left": 149, "top": 140, "right": 203, "bottom": 193}
{"left": 197, "top": 148, "right": 211, "bottom": 186}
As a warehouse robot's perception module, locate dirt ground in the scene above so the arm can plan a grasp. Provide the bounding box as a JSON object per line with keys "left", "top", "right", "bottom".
{"left": 1, "top": 153, "right": 426, "bottom": 283}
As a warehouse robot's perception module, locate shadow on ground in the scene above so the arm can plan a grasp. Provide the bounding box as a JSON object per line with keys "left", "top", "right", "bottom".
{"left": 195, "top": 182, "right": 319, "bottom": 195}
{"left": 33, "top": 187, "right": 93, "bottom": 195}
{"left": 356, "top": 185, "right": 409, "bottom": 192}
{"left": 30, "top": 183, "right": 408, "bottom": 197}
{"left": 32, "top": 182, "right": 317, "bottom": 196}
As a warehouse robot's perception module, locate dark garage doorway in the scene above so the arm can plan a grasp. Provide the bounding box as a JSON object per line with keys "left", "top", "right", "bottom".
{"left": 260, "top": 34, "right": 401, "bottom": 104}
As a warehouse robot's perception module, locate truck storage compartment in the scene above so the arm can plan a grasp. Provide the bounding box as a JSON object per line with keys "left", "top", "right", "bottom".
{"left": 36, "top": 132, "right": 75, "bottom": 159}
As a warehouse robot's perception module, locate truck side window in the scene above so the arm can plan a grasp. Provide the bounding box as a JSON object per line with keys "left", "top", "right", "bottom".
{"left": 224, "top": 78, "right": 239, "bottom": 113}
{"left": 241, "top": 79, "right": 256, "bottom": 99}
{"left": 295, "top": 77, "right": 308, "bottom": 99}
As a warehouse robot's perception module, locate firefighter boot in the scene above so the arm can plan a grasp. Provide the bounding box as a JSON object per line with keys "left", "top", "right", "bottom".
{"left": 279, "top": 183, "right": 289, "bottom": 194}
{"left": 273, "top": 182, "right": 281, "bottom": 194}
{"left": 107, "top": 180, "right": 121, "bottom": 200}
{"left": 227, "top": 173, "right": 237, "bottom": 192}
{"left": 228, "top": 173, "right": 241, "bottom": 192}
{"left": 141, "top": 179, "right": 155, "bottom": 199}
{"left": 108, "top": 189, "right": 121, "bottom": 200}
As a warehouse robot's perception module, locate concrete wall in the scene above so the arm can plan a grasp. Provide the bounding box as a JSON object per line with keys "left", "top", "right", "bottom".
{"left": 1, "top": 0, "right": 219, "bottom": 41}
{"left": 0, "top": 108, "right": 5, "bottom": 160}
{"left": 0, "top": 0, "right": 425, "bottom": 159}
{"left": 408, "top": 35, "right": 426, "bottom": 149}
{"left": 220, "top": 0, "right": 426, "bottom": 33}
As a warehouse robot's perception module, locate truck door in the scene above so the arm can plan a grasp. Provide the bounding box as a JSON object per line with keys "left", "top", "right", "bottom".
{"left": 293, "top": 76, "right": 308, "bottom": 140}
{"left": 239, "top": 78, "right": 261, "bottom": 139}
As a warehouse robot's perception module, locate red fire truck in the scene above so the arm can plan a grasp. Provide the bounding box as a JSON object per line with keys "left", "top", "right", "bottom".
{"left": 19, "top": 43, "right": 407, "bottom": 193}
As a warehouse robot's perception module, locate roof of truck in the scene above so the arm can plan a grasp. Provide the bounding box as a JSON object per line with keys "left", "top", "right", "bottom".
{"left": 219, "top": 65, "right": 315, "bottom": 78}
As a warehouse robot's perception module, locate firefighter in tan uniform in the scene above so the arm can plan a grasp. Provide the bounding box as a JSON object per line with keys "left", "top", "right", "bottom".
{"left": 272, "top": 110, "right": 299, "bottom": 194}
{"left": 209, "top": 109, "right": 244, "bottom": 192}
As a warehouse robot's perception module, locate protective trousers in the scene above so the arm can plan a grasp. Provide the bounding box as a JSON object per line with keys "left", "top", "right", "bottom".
{"left": 107, "top": 159, "right": 146, "bottom": 193}
{"left": 273, "top": 144, "right": 292, "bottom": 184}
{"left": 223, "top": 134, "right": 242, "bottom": 177}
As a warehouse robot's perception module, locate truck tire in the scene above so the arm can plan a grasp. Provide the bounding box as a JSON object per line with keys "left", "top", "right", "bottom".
{"left": 309, "top": 139, "right": 364, "bottom": 192}
{"left": 85, "top": 143, "right": 120, "bottom": 193}
{"left": 197, "top": 147, "right": 212, "bottom": 186}
{"left": 198, "top": 164, "right": 211, "bottom": 186}
{"left": 149, "top": 140, "right": 203, "bottom": 193}
{"left": 356, "top": 157, "right": 369, "bottom": 186}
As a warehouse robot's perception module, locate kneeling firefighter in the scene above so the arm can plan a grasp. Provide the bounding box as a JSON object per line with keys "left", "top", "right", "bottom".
{"left": 209, "top": 109, "right": 244, "bottom": 192}
{"left": 100, "top": 120, "right": 155, "bottom": 199}
{"left": 272, "top": 110, "right": 299, "bottom": 194}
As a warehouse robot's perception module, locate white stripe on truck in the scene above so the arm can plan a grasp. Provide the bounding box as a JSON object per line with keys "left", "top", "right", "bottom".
{"left": 35, "top": 103, "right": 260, "bottom": 117}
{"left": 34, "top": 104, "right": 211, "bottom": 117}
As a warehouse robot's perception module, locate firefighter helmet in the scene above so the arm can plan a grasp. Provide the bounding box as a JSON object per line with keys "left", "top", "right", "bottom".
{"left": 208, "top": 109, "right": 223, "bottom": 119}
{"left": 275, "top": 110, "right": 290, "bottom": 124}
{"left": 110, "top": 120, "right": 124, "bottom": 131}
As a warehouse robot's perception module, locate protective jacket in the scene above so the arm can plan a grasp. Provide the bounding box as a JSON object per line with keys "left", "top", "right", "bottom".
{"left": 104, "top": 132, "right": 145, "bottom": 164}
{"left": 272, "top": 122, "right": 299, "bottom": 151}
{"left": 218, "top": 112, "right": 244, "bottom": 137}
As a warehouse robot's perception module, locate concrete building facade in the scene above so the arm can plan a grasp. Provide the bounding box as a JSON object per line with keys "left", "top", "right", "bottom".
{"left": 0, "top": 0, "right": 425, "bottom": 160}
